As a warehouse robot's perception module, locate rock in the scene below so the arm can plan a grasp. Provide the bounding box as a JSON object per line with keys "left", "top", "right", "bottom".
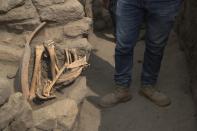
{"left": 64, "top": 17, "right": 92, "bottom": 38}
{"left": 62, "top": 38, "right": 92, "bottom": 51}
{"left": 0, "top": 0, "right": 25, "bottom": 13}
{"left": 2, "top": 126, "right": 10, "bottom": 131}
{"left": 6, "top": 19, "right": 41, "bottom": 33}
{"left": 32, "top": 0, "right": 65, "bottom": 8}
{"left": 0, "top": 45, "right": 23, "bottom": 63}
{"left": 79, "top": 0, "right": 93, "bottom": 18}
{"left": 0, "top": 31, "right": 26, "bottom": 47}
{"left": 28, "top": 128, "right": 37, "bottom": 131}
{"left": 0, "top": 0, "right": 39, "bottom": 22}
{"left": 0, "top": 93, "right": 33, "bottom": 130}
{"left": 33, "top": 0, "right": 84, "bottom": 24}
{"left": 33, "top": 99, "right": 78, "bottom": 131}
{"left": 68, "top": 77, "right": 88, "bottom": 104}
{"left": 59, "top": 38, "right": 92, "bottom": 61}
{"left": 44, "top": 26, "right": 64, "bottom": 43}
{"left": 0, "top": 78, "right": 12, "bottom": 106}
{"left": 0, "top": 0, "right": 41, "bottom": 32}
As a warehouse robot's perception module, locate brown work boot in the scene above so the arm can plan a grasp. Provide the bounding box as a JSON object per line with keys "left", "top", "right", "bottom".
{"left": 99, "top": 87, "right": 132, "bottom": 108}
{"left": 140, "top": 85, "right": 171, "bottom": 107}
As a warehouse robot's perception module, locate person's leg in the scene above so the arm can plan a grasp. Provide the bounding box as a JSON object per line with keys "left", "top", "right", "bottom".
{"left": 114, "top": 0, "right": 145, "bottom": 88}
{"left": 140, "top": 0, "right": 182, "bottom": 107}
{"left": 100, "top": 0, "right": 145, "bottom": 108}
{"left": 142, "top": 0, "right": 182, "bottom": 85}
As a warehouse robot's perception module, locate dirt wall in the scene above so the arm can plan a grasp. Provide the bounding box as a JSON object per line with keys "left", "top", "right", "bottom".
{"left": 176, "top": 0, "right": 197, "bottom": 107}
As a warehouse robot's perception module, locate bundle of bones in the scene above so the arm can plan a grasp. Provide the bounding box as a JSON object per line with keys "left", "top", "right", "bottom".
{"left": 15, "top": 22, "right": 88, "bottom": 101}
{"left": 29, "top": 40, "right": 88, "bottom": 101}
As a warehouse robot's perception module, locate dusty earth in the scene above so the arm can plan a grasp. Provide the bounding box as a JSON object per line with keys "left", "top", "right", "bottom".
{"left": 0, "top": 29, "right": 197, "bottom": 131}
{"left": 77, "top": 30, "right": 197, "bottom": 131}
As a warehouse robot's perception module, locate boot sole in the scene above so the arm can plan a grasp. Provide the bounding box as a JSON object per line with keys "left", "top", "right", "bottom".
{"left": 99, "top": 96, "right": 132, "bottom": 108}
{"left": 139, "top": 90, "right": 171, "bottom": 107}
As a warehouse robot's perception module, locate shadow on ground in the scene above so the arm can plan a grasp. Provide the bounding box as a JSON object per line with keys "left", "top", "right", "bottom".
{"left": 78, "top": 30, "right": 197, "bottom": 131}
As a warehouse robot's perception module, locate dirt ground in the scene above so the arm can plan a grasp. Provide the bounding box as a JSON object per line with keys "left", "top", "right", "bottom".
{"left": 77, "top": 30, "right": 197, "bottom": 131}
{"left": 0, "top": 29, "right": 196, "bottom": 131}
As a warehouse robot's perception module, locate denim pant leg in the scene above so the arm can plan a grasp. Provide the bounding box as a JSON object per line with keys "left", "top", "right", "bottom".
{"left": 141, "top": 0, "right": 182, "bottom": 85}
{"left": 115, "top": 0, "right": 144, "bottom": 88}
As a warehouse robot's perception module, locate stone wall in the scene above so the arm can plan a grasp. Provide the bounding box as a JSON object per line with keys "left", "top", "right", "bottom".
{"left": 176, "top": 0, "right": 197, "bottom": 107}
{"left": 80, "top": 0, "right": 113, "bottom": 30}
{"left": 0, "top": 77, "right": 87, "bottom": 131}
{"left": 0, "top": 0, "right": 92, "bottom": 63}
{"left": 0, "top": 0, "right": 91, "bottom": 130}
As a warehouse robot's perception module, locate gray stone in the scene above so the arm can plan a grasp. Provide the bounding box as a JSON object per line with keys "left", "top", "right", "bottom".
{"left": 58, "top": 38, "right": 92, "bottom": 61}
{"left": 0, "top": 0, "right": 39, "bottom": 23}
{"left": 32, "top": 0, "right": 65, "bottom": 8}
{"left": 0, "top": 93, "right": 33, "bottom": 130}
{"left": 79, "top": 0, "right": 93, "bottom": 18}
{"left": 34, "top": 0, "right": 84, "bottom": 24}
{"left": 33, "top": 99, "right": 78, "bottom": 131}
{"left": 0, "top": 0, "right": 25, "bottom": 13}
{"left": 6, "top": 19, "right": 41, "bottom": 33}
{"left": 0, "top": 45, "right": 23, "bottom": 63}
{"left": 44, "top": 26, "right": 64, "bottom": 43}
{"left": 62, "top": 38, "right": 92, "bottom": 51}
{"left": 0, "top": 78, "right": 12, "bottom": 106}
{"left": 0, "top": 0, "right": 41, "bottom": 31}
{"left": 64, "top": 17, "right": 92, "bottom": 38}
{"left": 27, "top": 128, "right": 37, "bottom": 131}
{"left": 68, "top": 77, "right": 88, "bottom": 104}
{"left": 2, "top": 126, "right": 10, "bottom": 131}
{"left": 0, "top": 31, "right": 26, "bottom": 48}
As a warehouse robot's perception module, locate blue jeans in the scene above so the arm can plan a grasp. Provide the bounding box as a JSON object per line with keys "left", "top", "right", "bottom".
{"left": 114, "top": 0, "right": 182, "bottom": 88}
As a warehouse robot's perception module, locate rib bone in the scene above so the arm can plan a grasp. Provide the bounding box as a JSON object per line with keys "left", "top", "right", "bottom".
{"left": 29, "top": 45, "right": 44, "bottom": 100}
{"left": 67, "top": 56, "right": 87, "bottom": 69}
{"left": 16, "top": 22, "right": 46, "bottom": 99}
{"left": 56, "top": 49, "right": 79, "bottom": 84}
{"left": 44, "top": 40, "right": 59, "bottom": 80}
{"left": 42, "top": 48, "right": 71, "bottom": 97}
{"left": 57, "top": 67, "right": 82, "bottom": 84}
{"left": 42, "top": 48, "right": 88, "bottom": 98}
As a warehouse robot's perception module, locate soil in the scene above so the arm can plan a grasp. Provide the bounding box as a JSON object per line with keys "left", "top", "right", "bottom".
{"left": 0, "top": 29, "right": 196, "bottom": 131}
{"left": 77, "top": 30, "right": 197, "bottom": 131}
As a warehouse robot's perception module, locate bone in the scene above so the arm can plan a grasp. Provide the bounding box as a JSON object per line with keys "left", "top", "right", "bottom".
{"left": 54, "top": 50, "right": 60, "bottom": 71}
{"left": 29, "top": 45, "right": 45, "bottom": 100}
{"left": 70, "top": 48, "right": 78, "bottom": 61}
{"left": 56, "top": 50, "right": 86, "bottom": 84}
{"left": 42, "top": 49, "right": 88, "bottom": 98}
{"left": 42, "top": 48, "right": 71, "bottom": 97}
{"left": 17, "top": 22, "right": 46, "bottom": 100}
{"left": 55, "top": 49, "right": 80, "bottom": 85}
{"left": 57, "top": 67, "right": 82, "bottom": 84}
{"left": 65, "top": 48, "right": 70, "bottom": 65}
{"left": 67, "top": 56, "right": 88, "bottom": 69}
{"left": 44, "top": 40, "right": 59, "bottom": 80}
{"left": 68, "top": 49, "right": 72, "bottom": 63}
{"left": 36, "top": 79, "right": 56, "bottom": 100}
{"left": 42, "top": 62, "right": 67, "bottom": 97}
